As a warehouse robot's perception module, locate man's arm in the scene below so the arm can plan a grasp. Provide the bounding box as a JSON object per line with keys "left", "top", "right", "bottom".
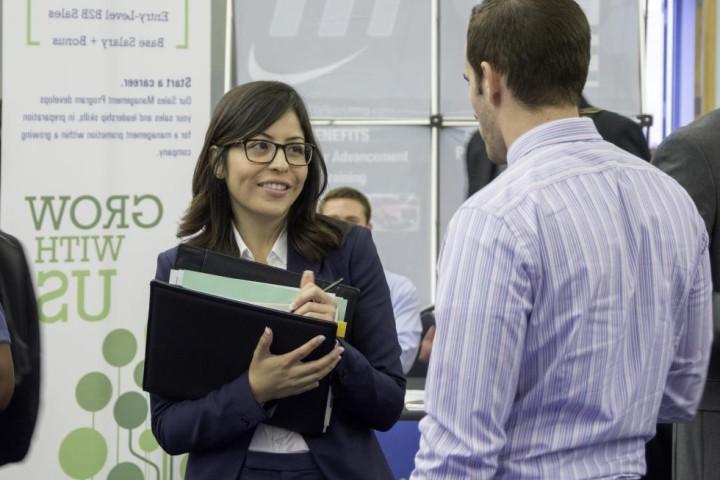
{"left": 0, "top": 305, "right": 14, "bottom": 411}
{"left": 653, "top": 134, "right": 720, "bottom": 397}
{"left": 412, "top": 207, "right": 533, "bottom": 478}
{"left": 657, "top": 235, "right": 713, "bottom": 422}
{"left": 389, "top": 275, "right": 422, "bottom": 374}
{"left": 0, "top": 345, "right": 14, "bottom": 411}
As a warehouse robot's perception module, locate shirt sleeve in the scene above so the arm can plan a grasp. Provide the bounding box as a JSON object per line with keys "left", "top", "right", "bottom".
{"left": 412, "top": 207, "right": 534, "bottom": 479}
{"left": 657, "top": 233, "right": 714, "bottom": 422}
{"left": 0, "top": 304, "right": 11, "bottom": 345}
{"left": 387, "top": 274, "right": 422, "bottom": 374}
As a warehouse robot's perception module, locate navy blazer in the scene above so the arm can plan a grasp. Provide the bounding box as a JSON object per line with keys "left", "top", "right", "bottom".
{"left": 150, "top": 226, "right": 406, "bottom": 479}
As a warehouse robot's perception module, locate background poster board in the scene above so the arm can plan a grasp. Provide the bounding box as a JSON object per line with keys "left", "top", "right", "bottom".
{"left": 1, "top": 1, "right": 210, "bottom": 478}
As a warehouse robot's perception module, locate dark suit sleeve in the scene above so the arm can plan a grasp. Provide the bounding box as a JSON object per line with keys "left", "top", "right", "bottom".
{"left": 593, "top": 111, "right": 651, "bottom": 161}
{"left": 149, "top": 250, "right": 268, "bottom": 455}
{"left": 652, "top": 136, "right": 716, "bottom": 236}
{"left": 331, "top": 228, "right": 406, "bottom": 431}
{"left": 653, "top": 137, "right": 720, "bottom": 372}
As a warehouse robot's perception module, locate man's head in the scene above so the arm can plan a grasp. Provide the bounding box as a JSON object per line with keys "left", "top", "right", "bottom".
{"left": 319, "top": 187, "right": 372, "bottom": 230}
{"left": 465, "top": 0, "right": 591, "bottom": 163}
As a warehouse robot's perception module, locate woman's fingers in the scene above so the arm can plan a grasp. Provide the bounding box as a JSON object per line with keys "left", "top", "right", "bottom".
{"left": 300, "top": 270, "right": 315, "bottom": 289}
{"left": 285, "top": 359, "right": 340, "bottom": 396}
{"left": 292, "top": 301, "right": 336, "bottom": 321}
{"left": 291, "top": 284, "right": 337, "bottom": 312}
{"left": 291, "top": 345, "right": 344, "bottom": 379}
{"left": 285, "top": 335, "right": 326, "bottom": 363}
{"left": 254, "top": 331, "right": 343, "bottom": 400}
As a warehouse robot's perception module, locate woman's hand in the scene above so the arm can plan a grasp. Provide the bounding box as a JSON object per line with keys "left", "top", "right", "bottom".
{"left": 290, "top": 271, "right": 337, "bottom": 322}
{"left": 248, "top": 327, "right": 344, "bottom": 404}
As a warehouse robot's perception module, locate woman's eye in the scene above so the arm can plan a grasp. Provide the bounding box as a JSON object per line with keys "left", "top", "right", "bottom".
{"left": 247, "top": 141, "right": 270, "bottom": 152}
{"left": 287, "top": 145, "right": 305, "bottom": 156}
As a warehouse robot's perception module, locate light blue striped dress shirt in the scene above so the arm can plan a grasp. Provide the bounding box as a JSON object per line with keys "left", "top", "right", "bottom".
{"left": 412, "top": 118, "right": 713, "bottom": 479}
{"left": 385, "top": 270, "right": 422, "bottom": 374}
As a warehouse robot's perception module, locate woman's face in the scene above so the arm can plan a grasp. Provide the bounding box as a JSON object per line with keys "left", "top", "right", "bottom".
{"left": 223, "top": 110, "right": 309, "bottom": 228}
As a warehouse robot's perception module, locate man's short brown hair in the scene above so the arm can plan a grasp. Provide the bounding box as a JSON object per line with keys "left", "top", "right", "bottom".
{"left": 320, "top": 187, "right": 372, "bottom": 224}
{"left": 467, "top": 0, "right": 591, "bottom": 108}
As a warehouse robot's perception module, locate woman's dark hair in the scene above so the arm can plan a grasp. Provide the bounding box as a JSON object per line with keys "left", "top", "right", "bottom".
{"left": 178, "top": 81, "right": 343, "bottom": 261}
{"left": 467, "top": 0, "right": 590, "bottom": 108}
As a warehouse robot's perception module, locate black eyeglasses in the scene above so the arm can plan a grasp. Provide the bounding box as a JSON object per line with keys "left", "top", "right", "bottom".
{"left": 221, "top": 138, "right": 314, "bottom": 166}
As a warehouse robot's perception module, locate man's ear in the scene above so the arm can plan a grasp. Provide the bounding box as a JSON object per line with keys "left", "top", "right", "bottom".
{"left": 209, "top": 146, "right": 225, "bottom": 179}
{"left": 480, "top": 61, "right": 503, "bottom": 107}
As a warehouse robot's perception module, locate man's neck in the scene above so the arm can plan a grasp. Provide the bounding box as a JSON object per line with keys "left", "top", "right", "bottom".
{"left": 501, "top": 103, "right": 580, "bottom": 151}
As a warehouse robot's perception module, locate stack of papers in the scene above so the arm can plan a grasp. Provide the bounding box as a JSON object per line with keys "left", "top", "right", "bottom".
{"left": 405, "top": 389, "right": 425, "bottom": 412}
{"left": 169, "top": 269, "right": 349, "bottom": 338}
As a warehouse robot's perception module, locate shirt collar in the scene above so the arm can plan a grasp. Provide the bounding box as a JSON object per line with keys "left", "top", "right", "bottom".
{"left": 231, "top": 222, "right": 288, "bottom": 268}
{"left": 506, "top": 117, "right": 602, "bottom": 166}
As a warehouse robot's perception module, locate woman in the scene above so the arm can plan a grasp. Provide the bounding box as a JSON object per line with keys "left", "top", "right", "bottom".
{"left": 150, "top": 81, "right": 405, "bottom": 479}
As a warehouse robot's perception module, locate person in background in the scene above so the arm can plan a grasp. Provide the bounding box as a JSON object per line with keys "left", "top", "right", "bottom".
{"left": 0, "top": 100, "right": 42, "bottom": 466}
{"left": 150, "top": 81, "right": 404, "bottom": 480}
{"left": 319, "top": 187, "right": 422, "bottom": 374}
{"left": 412, "top": 1, "right": 713, "bottom": 478}
{"left": 0, "top": 230, "right": 41, "bottom": 466}
{"left": 0, "top": 103, "right": 15, "bottom": 413}
{"left": 652, "top": 108, "right": 720, "bottom": 480}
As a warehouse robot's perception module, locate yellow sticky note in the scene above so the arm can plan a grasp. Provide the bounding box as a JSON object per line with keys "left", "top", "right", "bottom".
{"left": 336, "top": 321, "right": 347, "bottom": 338}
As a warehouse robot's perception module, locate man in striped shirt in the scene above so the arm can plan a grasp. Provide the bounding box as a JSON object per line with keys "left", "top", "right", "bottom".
{"left": 412, "top": 1, "right": 713, "bottom": 478}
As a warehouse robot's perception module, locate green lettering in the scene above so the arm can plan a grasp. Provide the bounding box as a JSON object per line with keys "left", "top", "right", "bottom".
{"left": 26, "top": 196, "right": 70, "bottom": 231}
{"left": 35, "top": 236, "right": 59, "bottom": 264}
{"left": 93, "top": 235, "right": 124, "bottom": 262}
{"left": 74, "top": 269, "right": 115, "bottom": 322}
{"left": 104, "top": 195, "right": 130, "bottom": 229}
{"left": 37, "top": 270, "right": 68, "bottom": 323}
{"left": 70, "top": 195, "right": 102, "bottom": 230}
{"left": 58, "top": 236, "right": 80, "bottom": 262}
{"left": 132, "top": 194, "right": 163, "bottom": 228}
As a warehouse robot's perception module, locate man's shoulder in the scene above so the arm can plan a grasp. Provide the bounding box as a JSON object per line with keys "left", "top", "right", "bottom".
{"left": 0, "top": 230, "right": 22, "bottom": 251}
{"left": 459, "top": 140, "right": 683, "bottom": 227}
{"left": 384, "top": 271, "right": 418, "bottom": 308}
{"left": 674, "top": 109, "right": 720, "bottom": 138}
{"left": 385, "top": 270, "right": 415, "bottom": 290}
{"left": 0, "top": 231, "right": 25, "bottom": 264}
{"left": 660, "top": 109, "right": 720, "bottom": 153}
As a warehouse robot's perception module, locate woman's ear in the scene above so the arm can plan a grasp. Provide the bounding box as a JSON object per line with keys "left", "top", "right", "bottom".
{"left": 209, "top": 146, "right": 225, "bottom": 179}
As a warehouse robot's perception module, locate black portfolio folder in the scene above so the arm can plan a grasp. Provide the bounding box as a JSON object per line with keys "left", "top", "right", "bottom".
{"left": 143, "top": 280, "right": 337, "bottom": 435}
{"left": 174, "top": 244, "right": 359, "bottom": 340}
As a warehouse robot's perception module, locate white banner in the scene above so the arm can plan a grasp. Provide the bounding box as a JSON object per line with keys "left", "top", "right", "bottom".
{"left": 1, "top": 1, "right": 210, "bottom": 478}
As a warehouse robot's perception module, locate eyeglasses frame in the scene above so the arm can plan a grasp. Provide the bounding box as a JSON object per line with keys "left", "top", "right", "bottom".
{"left": 218, "top": 138, "right": 315, "bottom": 167}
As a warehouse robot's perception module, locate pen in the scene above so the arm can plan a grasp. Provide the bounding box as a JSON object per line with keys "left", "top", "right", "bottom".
{"left": 290, "top": 277, "right": 344, "bottom": 314}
